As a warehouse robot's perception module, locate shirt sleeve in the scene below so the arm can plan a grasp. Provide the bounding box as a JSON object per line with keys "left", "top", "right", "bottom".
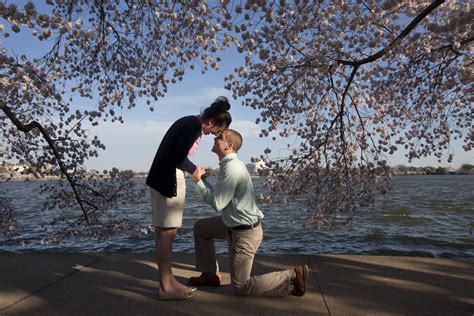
{"left": 195, "top": 167, "right": 239, "bottom": 212}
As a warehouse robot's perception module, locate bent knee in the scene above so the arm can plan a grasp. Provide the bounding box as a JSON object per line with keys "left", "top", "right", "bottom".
{"left": 193, "top": 219, "right": 207, "bottom": 233}
{"left": 232, "top": 283, "right": 248, "bottom": 296}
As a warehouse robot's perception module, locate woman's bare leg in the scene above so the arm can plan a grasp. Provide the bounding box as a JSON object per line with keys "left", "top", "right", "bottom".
{"left": 155, "top": 227, "right": 192, "bottom": 295}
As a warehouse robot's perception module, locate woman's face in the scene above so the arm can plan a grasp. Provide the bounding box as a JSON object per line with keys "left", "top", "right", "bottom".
{"left": 202, "top": 120, "right": 225, "bottom": 136}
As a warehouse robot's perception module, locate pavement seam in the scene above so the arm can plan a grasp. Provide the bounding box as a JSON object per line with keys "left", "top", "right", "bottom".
{"left": 0, "top": 253, "right": 110, "bottom": 313}
{"left": 307, "top": 255, "right": 331, "bottom": 316}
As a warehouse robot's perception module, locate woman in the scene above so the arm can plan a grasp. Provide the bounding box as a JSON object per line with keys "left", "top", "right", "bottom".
{"left": 146, "top": 96, "right": 231, "bottom": 300}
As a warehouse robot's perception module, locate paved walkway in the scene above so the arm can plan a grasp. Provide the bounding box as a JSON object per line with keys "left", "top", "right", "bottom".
{"left": 0, "top": 252, "right": 473, "bottom": 315}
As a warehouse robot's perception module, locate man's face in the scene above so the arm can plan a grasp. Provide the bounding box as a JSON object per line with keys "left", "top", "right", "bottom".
{"left": 212, "top": 130, "right": 228, "bottom": 155}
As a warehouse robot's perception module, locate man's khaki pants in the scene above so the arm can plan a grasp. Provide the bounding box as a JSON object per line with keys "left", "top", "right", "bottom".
{"left": 193, "top": 216, "right": 293, "bottom": 297}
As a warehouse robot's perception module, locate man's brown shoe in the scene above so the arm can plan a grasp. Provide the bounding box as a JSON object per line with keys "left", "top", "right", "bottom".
{"left": 188, "top": 273, "right": 221, "bottom": 287}
{"left": 292, "top": 265, "right": 308, "bottom": 296}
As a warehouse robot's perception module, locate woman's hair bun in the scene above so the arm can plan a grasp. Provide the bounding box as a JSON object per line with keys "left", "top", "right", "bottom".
{"left": 211, "top": 96, "right": 231, "bottom": 111}
{"left": 202, "top": 96, "right": 232, "bottom": 126}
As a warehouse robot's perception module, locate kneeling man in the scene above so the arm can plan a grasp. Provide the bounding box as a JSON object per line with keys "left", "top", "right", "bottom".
{"left": 189, "top": 129, "right": 308, "bottom": 297}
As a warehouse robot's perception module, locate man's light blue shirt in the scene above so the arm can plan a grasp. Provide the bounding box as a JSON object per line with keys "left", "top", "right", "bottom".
{"left": 195, "top": 153, "right": 264, "bottom": 227}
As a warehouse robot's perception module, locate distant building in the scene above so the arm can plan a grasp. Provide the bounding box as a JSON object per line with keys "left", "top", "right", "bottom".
{"left": 0, "top": 162, "right": 57, "bottom": 179}
{"left": 246, "top": 160, "right": 267, "bottom": 176}
{"left": 446, "top": 167, "right": 457, "bottom": 175}
{"left": 416, "top": 167, "right": 426, "bottom": 175}
{"left": 4, "top": 163, "right": 28, "bottom": 173}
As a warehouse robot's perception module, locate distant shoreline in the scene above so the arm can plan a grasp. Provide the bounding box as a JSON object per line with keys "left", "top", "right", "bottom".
{"left": 1, "top": 173, "right": 474, "bottom": 182}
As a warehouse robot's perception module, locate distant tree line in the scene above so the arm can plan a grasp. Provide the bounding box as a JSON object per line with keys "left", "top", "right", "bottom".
{"left": 2, "top": 163, "right": 473, "bottom": 177}
{"left": 394, "top": 164, "right": 474, "bottom": 175}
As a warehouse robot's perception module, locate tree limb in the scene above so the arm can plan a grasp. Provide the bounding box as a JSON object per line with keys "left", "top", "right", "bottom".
{"left": 338, "top": 0, "right": 446, "bottom": 66}
{"left": 0, "top": 101, "right": 90, "bottom": 223}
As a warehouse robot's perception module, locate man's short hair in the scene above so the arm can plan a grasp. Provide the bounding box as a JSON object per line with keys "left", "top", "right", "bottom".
{"left": 225, "top": 129, "right": 242, "bottom": 152}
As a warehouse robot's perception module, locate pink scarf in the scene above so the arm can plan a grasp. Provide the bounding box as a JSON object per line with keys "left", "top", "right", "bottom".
{"left": 188, "top": 116, "right": 203, "bottom": 156}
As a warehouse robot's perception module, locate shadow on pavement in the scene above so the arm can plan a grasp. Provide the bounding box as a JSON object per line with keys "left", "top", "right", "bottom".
{"left": 0, "top": 252, "right": 322, "bottom": 316}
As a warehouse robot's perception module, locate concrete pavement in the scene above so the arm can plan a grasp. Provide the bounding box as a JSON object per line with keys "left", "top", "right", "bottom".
{"left": 0, "top": 252, "right": 473, "bottom": 315}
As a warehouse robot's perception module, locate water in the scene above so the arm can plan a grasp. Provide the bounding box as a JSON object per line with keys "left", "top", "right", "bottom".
{"left": 1, "top": 176, "right": 473, "bottom": 258}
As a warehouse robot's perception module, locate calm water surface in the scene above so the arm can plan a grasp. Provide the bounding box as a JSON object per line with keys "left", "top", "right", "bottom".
{"left": 1, "top": 175, "right": 473, "bottom": 258}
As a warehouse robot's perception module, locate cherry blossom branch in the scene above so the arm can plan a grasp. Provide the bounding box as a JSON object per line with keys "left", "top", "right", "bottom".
{"left": 338, "top": 0, "right": 445, "bottom": 67}
{"left": 0, "top": 101, "right": 90, "bottom": 223}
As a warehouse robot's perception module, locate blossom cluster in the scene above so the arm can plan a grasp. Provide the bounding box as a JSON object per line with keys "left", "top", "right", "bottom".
{"left": 0, "top": 194, "right": 19, "bottom": 238}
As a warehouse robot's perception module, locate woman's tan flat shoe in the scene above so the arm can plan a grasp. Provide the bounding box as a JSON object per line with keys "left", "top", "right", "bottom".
{"left": 158, "top": 289, "right": 194, "bottom": 301}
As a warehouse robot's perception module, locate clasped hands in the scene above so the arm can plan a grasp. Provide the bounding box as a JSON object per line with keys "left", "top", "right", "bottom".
{"left": 192, "top": 165, "right": 206, "bottom": 182}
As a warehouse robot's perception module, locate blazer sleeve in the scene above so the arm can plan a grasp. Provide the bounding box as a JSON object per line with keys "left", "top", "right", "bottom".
{"left": 171, "top": 116, "right": 201, "bottom": 170}
{"left": 177, "top": 157, "right": 197, "bottom": 173}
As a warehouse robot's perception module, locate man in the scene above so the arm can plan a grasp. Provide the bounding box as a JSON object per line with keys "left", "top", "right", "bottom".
{"left": 189, "top": 129, "right": 308, "bottom": 297}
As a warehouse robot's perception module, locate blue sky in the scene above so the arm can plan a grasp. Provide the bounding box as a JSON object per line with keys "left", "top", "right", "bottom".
{"left": 2, "top": 2, "right": 471, "bottom": 171}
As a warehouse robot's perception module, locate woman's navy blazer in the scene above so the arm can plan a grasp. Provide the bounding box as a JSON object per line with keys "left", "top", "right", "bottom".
{"left": 146, "top": 115, "right": 202, "bottom": 197}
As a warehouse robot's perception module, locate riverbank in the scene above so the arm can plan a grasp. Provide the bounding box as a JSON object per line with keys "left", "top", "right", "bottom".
{"left": 1, "top": 252, "right": 472, "bottom": 315}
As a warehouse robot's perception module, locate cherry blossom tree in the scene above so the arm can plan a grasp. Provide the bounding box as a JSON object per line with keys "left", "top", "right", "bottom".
{"left": 1, "top": 0, "right": 472, "bottom": 240}
{"left": 0, "top": 0, "right": 231, "bottom": 242}
{"left": 224, "top": 0, "right": 473, "bottom": 229}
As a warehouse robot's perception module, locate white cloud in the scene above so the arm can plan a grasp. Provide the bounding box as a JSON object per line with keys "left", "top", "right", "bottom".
{"left": 85, "top": 120, "right": 171, "bottom": 145}
{"left": 230, "top": 120, "right": 261, "bottom": 138}
{"left": 127, "top": 86, "right": 234, "bottom": 117}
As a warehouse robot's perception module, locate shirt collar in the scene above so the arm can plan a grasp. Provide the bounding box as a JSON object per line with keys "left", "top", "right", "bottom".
{"left": 219, "top": 152, "right": 237, "bottom": 166}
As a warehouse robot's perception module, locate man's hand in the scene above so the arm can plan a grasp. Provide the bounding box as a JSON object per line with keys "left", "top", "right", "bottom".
{"left": 192, "top": 165, "right": 206, "bottom": 182}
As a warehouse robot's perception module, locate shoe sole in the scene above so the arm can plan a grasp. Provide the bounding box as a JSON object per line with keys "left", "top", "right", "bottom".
{"left": 188, "top": 282, "right": 221, "bottom": 287}
{"left": 159, "top": 291, "right": 194, "bottom": 301}
{"left": 188, "top": 276, "right": 221, "bottom": 287}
